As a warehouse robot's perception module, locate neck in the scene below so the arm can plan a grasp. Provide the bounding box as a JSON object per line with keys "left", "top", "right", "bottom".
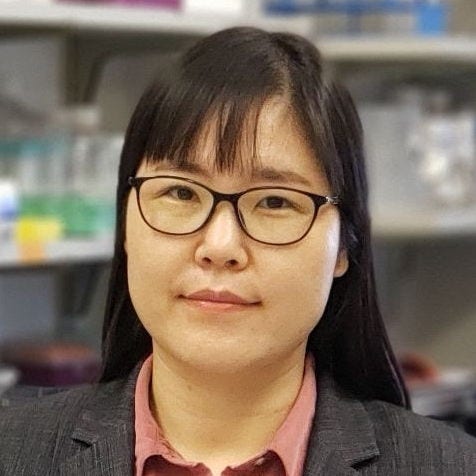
{"left": 149, "top": 347, "right": 307, "bottom": 470}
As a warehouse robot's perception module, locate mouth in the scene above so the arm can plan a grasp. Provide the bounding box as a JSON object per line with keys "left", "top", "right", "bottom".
{"left": 180, "top": 289, "right": 261, "bottom": 311}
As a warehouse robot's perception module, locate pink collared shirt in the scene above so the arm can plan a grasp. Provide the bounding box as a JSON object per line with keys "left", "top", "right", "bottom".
{"left": 134, "top": 354, "right": 317, "bottom": 476}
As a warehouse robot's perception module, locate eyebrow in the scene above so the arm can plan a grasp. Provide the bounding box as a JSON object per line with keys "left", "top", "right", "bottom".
{"left": 149, "top": 161, "right": 313, "bottom": 187}
{"left": 252, "top": 166, "right": 312, "bottom": 187}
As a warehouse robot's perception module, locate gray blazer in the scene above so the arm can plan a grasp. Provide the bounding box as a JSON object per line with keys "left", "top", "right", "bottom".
{"left": 1, "top": 364, "right": 476, "bottom": 476}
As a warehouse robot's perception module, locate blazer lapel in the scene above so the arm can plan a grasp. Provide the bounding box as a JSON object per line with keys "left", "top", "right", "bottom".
{"left": 54, "top": 363, "right": 379, "bottom": 475}
{"left": 303, "top": 372, "right": 380, "bottom": 475}
{"left": 57, "top": 365, "right": 140, "bottom": 476}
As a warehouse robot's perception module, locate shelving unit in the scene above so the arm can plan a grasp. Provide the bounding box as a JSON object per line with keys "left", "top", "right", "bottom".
{"left": 1, "top": 208, "right": 475, "bottom": 269}
{"left": 1, "top": 4, "right": 476, "bottom": 264}
{"left": 372, "top": 207, "right": 476, "bottom": 241}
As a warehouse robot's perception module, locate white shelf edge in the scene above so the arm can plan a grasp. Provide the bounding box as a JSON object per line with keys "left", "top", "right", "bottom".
{"left": 317, "top": 35, "right": 476, "bottom": 63}
{"left": 372, "top": 208, "right": 476, "bottom": 240}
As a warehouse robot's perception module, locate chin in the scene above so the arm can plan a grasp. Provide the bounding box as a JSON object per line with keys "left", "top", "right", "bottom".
{"left": 177, "top": 342, "right": 290, "bottom": 376}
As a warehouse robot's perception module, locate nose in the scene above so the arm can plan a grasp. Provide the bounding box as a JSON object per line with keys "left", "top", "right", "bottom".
{"left": 194, "top": 201, "right": 249, "bottom": 270}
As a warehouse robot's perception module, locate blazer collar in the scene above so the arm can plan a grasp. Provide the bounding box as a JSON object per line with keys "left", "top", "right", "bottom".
{"left": 58, "top": 363, "right": 141, "bottom": 476}
{"left": 303, "top": 371, "right": 380, "bottom": 475}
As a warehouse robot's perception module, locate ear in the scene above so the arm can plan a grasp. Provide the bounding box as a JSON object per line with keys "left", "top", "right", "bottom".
{"left": 333, "top": 248, "right": 348, "bottom": 278}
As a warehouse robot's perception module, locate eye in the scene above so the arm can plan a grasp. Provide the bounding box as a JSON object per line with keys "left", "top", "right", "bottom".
{"left": 167, "top": 186, "right": 196, "bottom": 201}
{"left": 258, "top": 195, "right": 293, "bottom": 209}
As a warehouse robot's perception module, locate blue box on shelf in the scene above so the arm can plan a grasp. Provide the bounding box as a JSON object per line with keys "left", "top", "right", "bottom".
{"left": 265, "top": 0, "right": 449, "bottom": 36}
{"left": 416, "top": 2, "right": 448, "bottom": 35}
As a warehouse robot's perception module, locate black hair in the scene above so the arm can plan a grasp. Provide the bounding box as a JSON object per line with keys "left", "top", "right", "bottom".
{"left": 99, "top": 26, "right": 410, "bottom": 409}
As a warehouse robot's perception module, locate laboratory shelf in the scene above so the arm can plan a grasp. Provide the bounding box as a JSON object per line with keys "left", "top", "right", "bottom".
{"left": 0, "top": 206, "right": 475, "bottom": 270}
{"left": 0, "top": 237, "right": 113, "bottom": 269}
{"left": 409, "top": 368, "right": 476, "bottom": 417}
{"left": 2, "top": 3, "right": 476, "bottom": 64}
{"left": 0, "top": 2, "right": 314, "bottom": 36}
{"left": 371, "top": 207, "right": 476, "bottom": 240}
{"left": 318, "top": 35, "right": 476, "bottom": 63}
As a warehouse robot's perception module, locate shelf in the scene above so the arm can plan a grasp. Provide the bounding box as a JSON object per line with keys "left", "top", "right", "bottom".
{"left": 0, "top": 237, "right": 113, "bottom": 269}
{"left": 0, "top": 2, "right": 315, "bottom": 36}
{"left": 2, "top": 3, "right": 476, "bottom": 64}
{"left": 0, "top": 207, "right": 475, "bottom": 270}
{"left": 409, "top": 368, "right": 476, "bottom": 417}
{"left": 317, "top": 36, "right": 476, "bottom": 63}
{"left": 372, "top": 206, "right": 476, "bottom": 240}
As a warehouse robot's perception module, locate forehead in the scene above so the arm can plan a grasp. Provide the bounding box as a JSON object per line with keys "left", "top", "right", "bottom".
{"left": 140, "top": 98, "right": 328, "bottom": 189}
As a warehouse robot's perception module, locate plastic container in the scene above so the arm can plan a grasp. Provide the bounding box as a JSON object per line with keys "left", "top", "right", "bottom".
{"left": 109, "top": 0, "right": 181, "bottom": 6}
{"left": 416, "top": 110, "right": 475, "bottom": 206}
{"left": 14, "top": 137, "right": 66, "bottom": 248}
{"left": 0, "top": 365, "right": 19, "bottom": 396}
{"left": 0, "top": 179, "right": 19, "bottom": 246}
{"left": 61, "top": 106, "right": 118, "bottom": 238}
{"left": 265, "top": 1, "right": 450, "bottom": 36}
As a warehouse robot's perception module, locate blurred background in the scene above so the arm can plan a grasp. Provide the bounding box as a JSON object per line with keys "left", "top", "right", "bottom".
{"left": 0, "top": 0, "right": 475, "bottom": 432}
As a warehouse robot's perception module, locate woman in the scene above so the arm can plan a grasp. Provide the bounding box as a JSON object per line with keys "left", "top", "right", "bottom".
{"left": 1, "top": 27, "right": 475, "bottom": 476}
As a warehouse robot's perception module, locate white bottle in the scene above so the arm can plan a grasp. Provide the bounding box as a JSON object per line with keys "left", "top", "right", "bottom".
{"left": 0, "top": 179, "right": 19, "bottom": 254}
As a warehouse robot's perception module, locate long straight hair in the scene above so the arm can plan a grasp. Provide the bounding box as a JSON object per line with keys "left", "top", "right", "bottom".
{"left": 99, "top": 27, "right": 410, "bottom": 409}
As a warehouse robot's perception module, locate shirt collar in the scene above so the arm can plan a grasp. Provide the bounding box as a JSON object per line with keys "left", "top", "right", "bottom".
{"left": 268, "top": 354, "right": 317, "bottom": 476}
{"left": 134, "top": 353, "right": 317, "bottom": 476}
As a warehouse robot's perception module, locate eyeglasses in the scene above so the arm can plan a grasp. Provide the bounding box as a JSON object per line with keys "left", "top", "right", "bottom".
{"left": 128, "top": 175, "right": 339, "bottom": 246}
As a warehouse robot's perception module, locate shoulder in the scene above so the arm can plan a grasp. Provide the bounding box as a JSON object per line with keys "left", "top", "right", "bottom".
{"left": 0, "top": 385, "right": 89, "bottom": 474}
{"left": 0, "top": 378, "right": 126, "bottom": 428}
{"left": 0, "top": 380, "right": 121, "bottom": 453}
{"left": 0, "top": 384, "right": 95, "bottom": 436}
{"left": 364, "top": 398, "right": 476, "bottom": 469}
{"left": 0, "top": 377, "right": 136, "bottom": 475}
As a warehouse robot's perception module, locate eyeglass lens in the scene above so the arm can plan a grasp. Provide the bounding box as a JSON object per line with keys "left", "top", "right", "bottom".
{"left": 137, "top": 177, "right": 316, "bottom": 244}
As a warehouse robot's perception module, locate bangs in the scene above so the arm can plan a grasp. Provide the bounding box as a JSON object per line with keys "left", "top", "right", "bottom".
{"left": 139, "top": 27, "right": 291, "bottom": 174}
{"left": 142, "top": 86, "right": 270, "bottom": 174}
{"left": 122, "top": 26, "right": 341, "bottom": 192}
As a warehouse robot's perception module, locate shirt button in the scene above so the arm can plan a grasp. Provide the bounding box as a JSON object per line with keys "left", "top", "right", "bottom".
{"left": 254, "top": 456, "right": 267, "bottom": 466}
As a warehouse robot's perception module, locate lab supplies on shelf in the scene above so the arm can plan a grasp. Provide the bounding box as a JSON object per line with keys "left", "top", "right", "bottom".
{"left": 264, "top": 0, "right": 450, "bottom": 35}
{"left": 0, "top": 179, "right": 19, "bottom": 247}
{"left": 0, "top": 101, "right": 122, "bottom": 260}
{"left": 0, "top": 340, "right": 101, "bottom": 387}
{"left": 409, "top": 367, "right": 476, "bottom": 417}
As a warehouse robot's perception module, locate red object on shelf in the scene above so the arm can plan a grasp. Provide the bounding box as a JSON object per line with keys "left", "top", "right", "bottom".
{"left": 1, "top": 341, "right": 101, "bottom": 387}
{"left": 399, "top": 352, "right": 440, "bottom": 388}
{"left": 57, "top": 0, "right": 181, "bottom": 8}
{"left": 108, "top": 0, "right": 180, "bottom": 6}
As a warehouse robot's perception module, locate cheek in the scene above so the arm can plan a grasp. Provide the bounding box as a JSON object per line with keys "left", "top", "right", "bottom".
{"left": 287, "top": 252, "right": 335, "bottom": 309}
{"left": 126, "top": 227, "right": 158, "bottom": 320}
{"left": 266, "top": 225, "right": 340, "bottom": 324}
{"left": 125, "top": 198, "right": 179, "bottom": 318}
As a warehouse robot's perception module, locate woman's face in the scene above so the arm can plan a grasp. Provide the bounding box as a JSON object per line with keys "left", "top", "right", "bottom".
{"left": 125, "top": 100, "right": 348, "bottom": 374}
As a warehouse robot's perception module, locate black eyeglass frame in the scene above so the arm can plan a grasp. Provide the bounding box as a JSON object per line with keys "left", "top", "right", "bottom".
{"left": 127, "top": 175, "right": 339, "bottom": 246}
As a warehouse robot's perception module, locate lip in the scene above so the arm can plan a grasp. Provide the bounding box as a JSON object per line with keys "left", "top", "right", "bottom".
{"left": 183, "top": 290, "right": 258, "bottom": 306}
